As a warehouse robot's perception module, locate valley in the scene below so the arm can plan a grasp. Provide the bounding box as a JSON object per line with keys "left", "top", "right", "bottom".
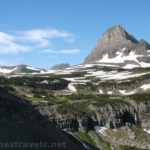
{"left": 0, "top": 25, "right": 150, "bottom": 150}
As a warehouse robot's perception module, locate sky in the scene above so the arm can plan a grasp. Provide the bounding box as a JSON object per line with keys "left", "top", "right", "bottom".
{"left": 0, "top": 0, "right": 150, "bottom": 69}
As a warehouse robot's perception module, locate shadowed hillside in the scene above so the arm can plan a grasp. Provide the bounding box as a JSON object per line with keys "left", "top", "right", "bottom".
{"left": 0, "top": 87, "right": 96, "bottom": 150}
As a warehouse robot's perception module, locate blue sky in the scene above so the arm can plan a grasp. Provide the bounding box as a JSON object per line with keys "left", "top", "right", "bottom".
{"left": 0, "top": 0, "right": 150, "bottom": 69}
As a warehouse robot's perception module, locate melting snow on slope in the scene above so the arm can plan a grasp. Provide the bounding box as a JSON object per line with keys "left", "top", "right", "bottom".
{"left": 68, "top": 83, "right": 77, "bottom": 92}
{"left": 94, "top": 126, "right": 107, "bottom": 136}
{"left": 97, "top": 49, "right": 150, "bottom": 68}
{"left": 140, "top": 84, "right": 150, "bottom": 90}
{"left": 107, "top": 91, "right": 113, "bottom": 95}
{"left": 0, "top": 67, "right": 17, "bottom": 74}
{"left": 123, "top": 64, "right": 139, "bottom": 69}
{"left": 64, "top": 77, "right": 89, "bottom": 83}
{"left": 139, "top": 62, "right": 150, "bottom": 68}
{"left": 85, "top": 70, "right": 150, "bottom": 80}
{"left": 97, "top": 50, "right": 141, "bottom": 64}
{"left": 144, "top": 129, "right": 150, "bottom": 135}
{"left": 26, "top": 66, "right": 40, "bottom": 71}
{"left": 99, "top": 89, "right": 104, "bottom": 94}
{"left": 119, "top": 90, "right": 136, "bottom": 95}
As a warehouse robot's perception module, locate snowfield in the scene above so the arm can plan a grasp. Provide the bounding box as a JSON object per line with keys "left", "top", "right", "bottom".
{"left": 96, "top": 49, "right": 150, "bottom": 68}
{"left": 140, "top": 84, "right": 150, "bottom": 90}
{"left": 0, "top": 67, "right": 17, "bottom": 74}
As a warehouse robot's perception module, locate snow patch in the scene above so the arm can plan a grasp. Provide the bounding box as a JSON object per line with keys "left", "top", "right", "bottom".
{"left": 119, "top": 90, "right": 136, "bottom": 95}
{"left": 139, "top": 62, "right": 150, "bottom": 68}
{"left": 26, "top": 66, "right": 40, "bottom": 71}
{"left": 99, "top": 89, "right": 104, "bottom": 94}
{"left": 98, "top": 51, "right": 142, "bottom": 64}
{"left": 64, "top": 77, "right": 89, "bottom": 83}
{"left": 94, "top": 126, "right": 107, "bottom": 136}
{"left": 123, "top": 64, "right": 139, "bottom": 69}
{"left": 140, "top": 84, "right": 150, "bottom": 90}
{"left": 0, "top": 67, "right": 17, "bottom": 74}
{"left": 107, "top": 91, "right": 113, "bottom": 95}
{"left": 144, "top": 129, "right": 150, "bottom": 135}
{"left": 68, "top": 83, "right": 77, "bottom": 92}
{"left": 41, "top": 80, "right": 49, "bottom": 84}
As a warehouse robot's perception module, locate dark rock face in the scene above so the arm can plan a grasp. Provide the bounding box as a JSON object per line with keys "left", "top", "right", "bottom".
{"left": 38, "top": 100, "right": 150, "bottom": 131}
{"left": 84, "top": 25, "right": 150, "bottom": 64}
{"left": 51, "top": 63, "right": 70, "bottom": 70}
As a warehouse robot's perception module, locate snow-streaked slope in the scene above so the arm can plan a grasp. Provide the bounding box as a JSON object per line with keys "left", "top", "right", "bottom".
{"left": 140, "top": 84, "right": 150, "bottom": 90}
{"left": 68, "top": 83, "right": 77, "bottom": 92}
{"left": 97, "top": 50, "right": 142, "bottom": 64}
{"left": 26, "top": 66, "right": 40, "bottom": 71}
{"left": 85, "top": 70, "right": 150, "bottom": 80}
{"left": 0, "top": 67, "right": 17, "bottom": 74}
{"left": 123, "top": 64, "right": 139, "bottom": 69}
{"left": 97, "top": 48, "right": 150, "bottom": 68}
{"left": 64, "top": 77, "right": 89, "bottom": 83}
{"left": 119, "top": 90, "right": 136, "bottom": 95}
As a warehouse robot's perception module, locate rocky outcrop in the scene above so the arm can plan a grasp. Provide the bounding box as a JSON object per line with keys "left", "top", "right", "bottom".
{"left": 37, "top": 100, "right": 150, "bottom": 149}
{"left": 37, "top": 100, "right": 150, "bottom": 131}
{"left": 51, "top": 63, "right": 70, "bottom": 70}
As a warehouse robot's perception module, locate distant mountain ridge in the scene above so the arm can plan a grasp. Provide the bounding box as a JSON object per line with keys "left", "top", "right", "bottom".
{"left": 0, "top": 64, "right": 45, "bottom": 74}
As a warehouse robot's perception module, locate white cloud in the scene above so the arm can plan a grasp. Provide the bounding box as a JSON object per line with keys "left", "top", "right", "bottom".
{"left": 0, "top": 32, "right": 13, "bottom": 41}
{"left": 0, "top": 32, "right": 31, "bottom": 54}
{"left": 17, "top": 29, "right": 75, "bottom": 47}
{"left": 0, "top": 28, "right": 76, "bottom": 54}
{"left": 43, "top": 49, "right": 80, "bottom": 54}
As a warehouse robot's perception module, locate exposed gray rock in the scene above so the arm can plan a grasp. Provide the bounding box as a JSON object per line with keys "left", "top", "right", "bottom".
{"left": 51, "top": 63, "right": 70, "bottom": 70}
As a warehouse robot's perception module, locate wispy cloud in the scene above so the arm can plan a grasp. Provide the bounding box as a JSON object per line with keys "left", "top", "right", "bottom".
{"left": 0, "top": 28, "right": 76, "bottom": 54}
{"left": 43, "top": 49, "right": 80, "bottom": 54}
{"left": 0, "top": 32, "right": 31, "bottom": 54}
{"left": 18, "top": 29, "right": 75, "bottom": 47}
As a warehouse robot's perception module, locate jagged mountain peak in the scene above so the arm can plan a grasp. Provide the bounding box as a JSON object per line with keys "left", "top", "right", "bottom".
{"left": 84, "top": 25, "right": 150, "bottom": 65}
{"left": 98, "top": 25, "right": 138, "bottom": 45}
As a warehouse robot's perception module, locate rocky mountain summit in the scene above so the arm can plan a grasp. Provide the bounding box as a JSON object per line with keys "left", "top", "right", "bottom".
{"left": 84, "top": 25, "right": 150, "bottom": 68}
